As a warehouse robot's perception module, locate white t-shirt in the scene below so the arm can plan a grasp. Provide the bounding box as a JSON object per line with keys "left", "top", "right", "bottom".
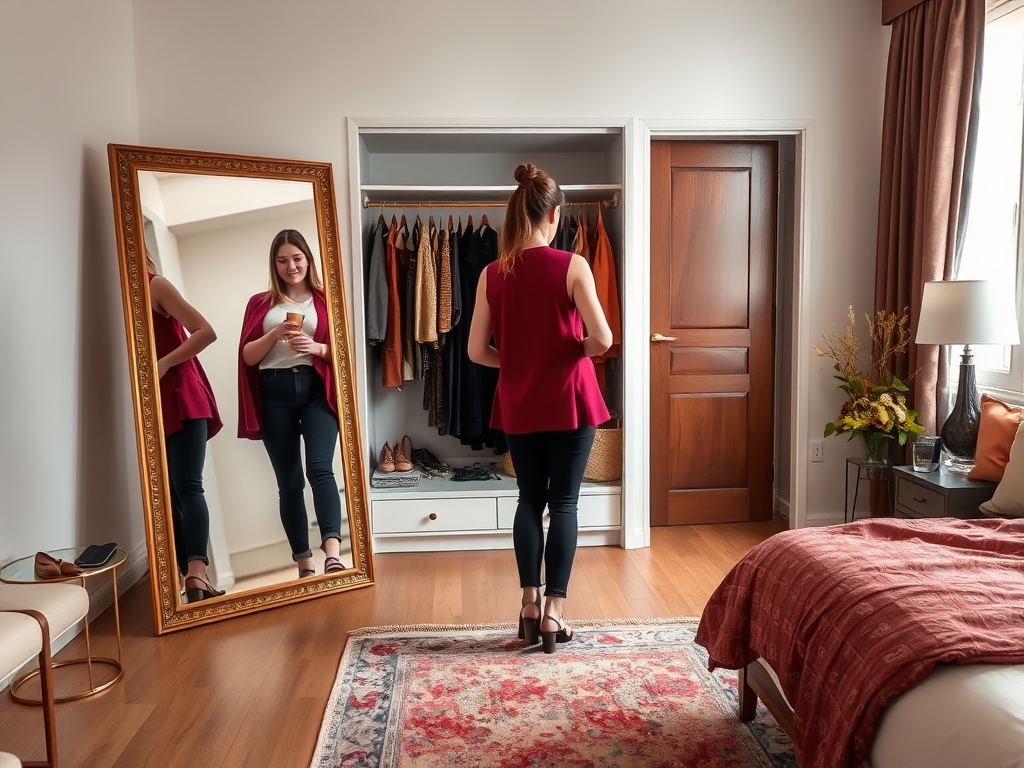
{"left": 259, "top": 297, "right": 319, "bottom": 369}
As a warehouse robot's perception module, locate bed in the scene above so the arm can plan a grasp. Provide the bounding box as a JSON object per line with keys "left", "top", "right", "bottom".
{"left": 695, "top": 517, "right": 1024, "bottom": 768}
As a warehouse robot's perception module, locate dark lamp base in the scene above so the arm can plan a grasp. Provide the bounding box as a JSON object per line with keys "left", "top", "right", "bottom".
{"left": 939, "top": 347, "right": 980, "bottom": 476}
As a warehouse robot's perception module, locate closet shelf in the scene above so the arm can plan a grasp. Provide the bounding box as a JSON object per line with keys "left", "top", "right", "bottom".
{"left": 368, "top": 474, "right": 621, "bottom": 500}
{"left": 361, "top": 184, "right": 620, "bottom": 208}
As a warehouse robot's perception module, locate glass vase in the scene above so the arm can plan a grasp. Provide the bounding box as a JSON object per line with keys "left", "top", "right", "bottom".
{"left": 859, "top": 431, "right": 892, "bottom": 466}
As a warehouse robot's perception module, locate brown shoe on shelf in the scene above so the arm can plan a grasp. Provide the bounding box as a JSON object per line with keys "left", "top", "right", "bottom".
{"left": 401, "top": 434, "right": 414, "bottom": 464}
{"left": 393, "top": 440, "right": 413, "bottom": 472}
{"left": 378, "top": 442, "right": 395, "bottom": 473}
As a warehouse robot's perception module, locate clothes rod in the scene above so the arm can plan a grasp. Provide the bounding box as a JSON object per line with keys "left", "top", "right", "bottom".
{"left": 362, "top": 194, "right": 618, "bottom": 209}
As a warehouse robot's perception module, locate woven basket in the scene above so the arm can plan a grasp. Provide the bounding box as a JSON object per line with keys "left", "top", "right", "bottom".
{"left": 502, "top": 415, "right": 622, "bottom": 483}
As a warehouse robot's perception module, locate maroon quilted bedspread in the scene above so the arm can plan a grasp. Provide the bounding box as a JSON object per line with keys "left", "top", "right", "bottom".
{"left": 695, "top": 517, "right": 1024, "bottom": 768}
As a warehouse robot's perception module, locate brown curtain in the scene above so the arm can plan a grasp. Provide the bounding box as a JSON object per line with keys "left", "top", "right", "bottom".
{"left": 874, "top": 0, "right": 984, "bottom": 436}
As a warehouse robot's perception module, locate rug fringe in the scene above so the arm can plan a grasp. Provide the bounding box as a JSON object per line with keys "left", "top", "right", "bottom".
{"left": 347, "top": 616, "right": 700, "bottom": 638}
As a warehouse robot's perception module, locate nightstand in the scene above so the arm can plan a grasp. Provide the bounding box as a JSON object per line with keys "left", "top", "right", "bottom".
{"left": 892, "top": 466, "right": 997, "bottom": 519}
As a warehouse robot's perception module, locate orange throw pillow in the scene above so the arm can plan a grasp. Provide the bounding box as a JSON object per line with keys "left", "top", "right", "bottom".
{"left": 968, "top": 393, "right": 1024, "bottom": 482}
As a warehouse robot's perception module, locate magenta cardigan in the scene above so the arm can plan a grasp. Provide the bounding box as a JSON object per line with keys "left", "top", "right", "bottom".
{"left": 236, "top": 291, "right": 336, "bottom": 440}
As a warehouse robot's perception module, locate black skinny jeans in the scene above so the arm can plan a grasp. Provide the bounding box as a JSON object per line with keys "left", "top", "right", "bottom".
{"left": 165, "top": 418, "right": 212, "bottom": 574}
{"left": 506, "top": 426, "right": 595, "bottom": 598}
{"left": 260, "top": 366, "right": 342, "bottom": 560}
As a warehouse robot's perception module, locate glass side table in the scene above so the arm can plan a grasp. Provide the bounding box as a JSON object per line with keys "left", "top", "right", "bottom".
{"left": 0, "top": 547, "right": 126, "bottom": 703}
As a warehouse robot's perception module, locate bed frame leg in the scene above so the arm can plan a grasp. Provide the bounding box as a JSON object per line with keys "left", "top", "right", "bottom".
{"left": 738, "top": 665, "right": 757, "bottom": 722}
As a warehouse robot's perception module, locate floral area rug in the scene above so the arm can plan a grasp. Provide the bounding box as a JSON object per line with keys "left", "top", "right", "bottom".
{"left": 311, "top": 618, "right": 794, "bottom": 768}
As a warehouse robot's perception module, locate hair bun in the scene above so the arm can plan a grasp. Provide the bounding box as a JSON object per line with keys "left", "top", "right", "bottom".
{"left": 514, "top": 163, "right": 541, "bottom": 186}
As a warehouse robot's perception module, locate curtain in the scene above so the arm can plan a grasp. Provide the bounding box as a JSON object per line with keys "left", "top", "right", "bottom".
{"left": 874, "top": 0, "right": 985, "bottom": 437}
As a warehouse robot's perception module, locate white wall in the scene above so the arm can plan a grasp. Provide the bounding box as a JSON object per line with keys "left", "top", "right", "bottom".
{"left": 130, "top": 0, "right": 889, "bottom": 525}
{"left": 0, "top": 1, "right": 144, "bottom": 575}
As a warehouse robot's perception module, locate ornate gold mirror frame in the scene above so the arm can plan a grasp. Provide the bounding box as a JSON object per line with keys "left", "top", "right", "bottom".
{"left": 107, "top": 144, "right": 373, "bottom": 634}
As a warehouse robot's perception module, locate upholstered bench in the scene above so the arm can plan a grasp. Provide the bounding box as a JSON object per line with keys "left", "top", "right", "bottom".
{"left": 0, "top": 582, "right": 90, "bottom": 768}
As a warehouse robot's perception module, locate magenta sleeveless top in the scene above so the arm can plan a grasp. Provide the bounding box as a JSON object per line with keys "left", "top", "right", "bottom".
{"left": 486, "top": 246, "right": 609, "bottom": 434}
{"left": 149, "top": 274, "right": 222, "bottom": 439}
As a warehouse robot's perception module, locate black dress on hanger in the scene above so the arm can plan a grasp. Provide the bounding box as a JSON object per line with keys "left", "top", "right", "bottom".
{"left": 455, "top": 221, "right": 505, "bottom": 451}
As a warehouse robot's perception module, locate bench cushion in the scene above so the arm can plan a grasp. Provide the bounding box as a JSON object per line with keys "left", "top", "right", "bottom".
{"left": 0, "top": 582, "right": 90, "bottom": 642}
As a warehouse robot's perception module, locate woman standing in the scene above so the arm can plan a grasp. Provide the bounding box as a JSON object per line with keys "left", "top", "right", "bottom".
{"left": 468, "top": 165, "right": 612, "bottom": 653}
{"left": 238, "top": 229, "right": 344, "bottom": 579}
{"left": 147, "top": 254, "right": 225, "bottom": 604}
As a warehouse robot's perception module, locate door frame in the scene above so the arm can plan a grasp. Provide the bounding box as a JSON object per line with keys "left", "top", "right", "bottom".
{"left": 627, "top": 119, "right": 813, "bottom": 546}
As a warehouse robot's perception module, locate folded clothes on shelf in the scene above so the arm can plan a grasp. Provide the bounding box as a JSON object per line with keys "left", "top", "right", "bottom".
{"left": 370, "top": 467, "right": 421, "bottom": 489}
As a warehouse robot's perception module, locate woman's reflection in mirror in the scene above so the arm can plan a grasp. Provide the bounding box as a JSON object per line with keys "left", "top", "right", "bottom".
{"left": 237, "top": 230, "right": 344, "bottom": 579}
{"left": 147, "top": 251, "right": 226, "bottom": 603}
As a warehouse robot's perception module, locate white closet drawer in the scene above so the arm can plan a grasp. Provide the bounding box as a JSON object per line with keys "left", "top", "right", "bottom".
{"left": 579, "top": 494, "right": 621, "bottom": 527}
{"left": 497, "top": 497, "right": 517, "bottom": 529}
{"left": 497, "top": 494, "right": 621, "bottom": 530}
{"left": 373, "top": 497, "right": 497, "bottom": 534}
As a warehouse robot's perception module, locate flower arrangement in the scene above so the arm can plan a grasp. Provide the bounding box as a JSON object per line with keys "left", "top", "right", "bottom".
{"left": 814, "top": 306, "right": 924, "bottom": 461}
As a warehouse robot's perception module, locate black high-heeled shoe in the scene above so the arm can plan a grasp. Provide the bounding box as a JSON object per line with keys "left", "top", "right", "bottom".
{"left": 540, "top": 614, "right": 574, "bottom": 654}
{"left": 518, "top": 600, "right": 541, "bottom": 646}
{"left": 184, "top": 575, "right": 225, "bottom": 603}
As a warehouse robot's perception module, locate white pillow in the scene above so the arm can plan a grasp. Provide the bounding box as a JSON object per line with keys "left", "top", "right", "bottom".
{"left": 980, "top": 419, "right": 1024, "bottom": 518}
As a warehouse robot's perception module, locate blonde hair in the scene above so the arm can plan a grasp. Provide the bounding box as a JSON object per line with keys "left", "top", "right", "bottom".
{"left": 498, "top": 164, "right": 564, "bottom": 276}
{"left": 267, "top": 229, "right": 323, "bottom": 305}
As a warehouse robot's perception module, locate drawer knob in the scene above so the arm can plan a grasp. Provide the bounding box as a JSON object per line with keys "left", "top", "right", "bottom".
{"left": 912, "top": 496, "right": 927, "bottom": 503}
{"left": 428, "top": 513, "right": 437, "bottom": 521}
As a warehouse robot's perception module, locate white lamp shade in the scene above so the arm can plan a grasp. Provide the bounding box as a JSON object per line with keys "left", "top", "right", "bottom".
{"left": 915, "top": 280, "right": 1021, "bottom": 346}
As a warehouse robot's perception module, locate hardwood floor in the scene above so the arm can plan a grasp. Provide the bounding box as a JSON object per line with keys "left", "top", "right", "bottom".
{"left": 0, "top": 518, "right": 787, "bottom": 767}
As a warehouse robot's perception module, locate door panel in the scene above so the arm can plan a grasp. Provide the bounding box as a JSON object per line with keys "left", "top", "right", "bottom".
{"left": 651, "top": 141, "right": 777, "bottom": 526}
{"left": 669, "top": 393, "right": 748, "bottom": 489}
{"left": 669, "top": 347, "right": 748, "bottom": 376}
{"left": 670, "top": 169, "right": 751, "bottom": 329}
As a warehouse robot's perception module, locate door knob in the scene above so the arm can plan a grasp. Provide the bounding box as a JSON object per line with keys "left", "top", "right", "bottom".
{"left": 650, "top": 333, "right": 677, "bottom": 343}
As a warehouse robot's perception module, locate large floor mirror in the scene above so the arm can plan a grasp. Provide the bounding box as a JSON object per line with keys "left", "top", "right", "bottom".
{"left": 108, "top": 144, "right": 373, "bottom": 634}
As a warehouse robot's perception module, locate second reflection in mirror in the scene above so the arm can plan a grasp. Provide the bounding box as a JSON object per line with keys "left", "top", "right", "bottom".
{"left": 140, "top": 171, "right": 351, "bottom": 603}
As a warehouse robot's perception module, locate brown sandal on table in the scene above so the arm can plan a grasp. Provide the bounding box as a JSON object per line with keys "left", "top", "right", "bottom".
{"left": 34, "top": 551, "right": 83, "bottom": 579}
{"left": 324, "top": 556, "right": 345, "bottom": 573}
{"left": 184, "top": 575, "right": 225, "bottom": 603}
{"left": 539, "top": 614, "right": 574, "bottom": 654}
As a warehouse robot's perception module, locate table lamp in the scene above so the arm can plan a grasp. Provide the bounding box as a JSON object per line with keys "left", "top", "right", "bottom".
{"left": 915, "top": 280, "right": 1021, "bottom": 473}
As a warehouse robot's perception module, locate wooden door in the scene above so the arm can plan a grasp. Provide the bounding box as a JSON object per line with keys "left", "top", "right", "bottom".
{"left": 650, "top": 141, "right": 777, "bottom": 525}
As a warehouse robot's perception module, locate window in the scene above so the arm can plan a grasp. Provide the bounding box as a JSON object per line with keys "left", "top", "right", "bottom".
{"left": 958, "top": 0, "right": 1024, "bottom": 401}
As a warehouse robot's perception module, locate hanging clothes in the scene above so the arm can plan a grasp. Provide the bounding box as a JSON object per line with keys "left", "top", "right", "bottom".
{"left": 590, "top": 205, "right": 622, "bottom": 392}
{"left": 408, "top": 219, "right": 424, "bottom": 380}
{"left": 448, "top": 215, "right": 462, "bottom": 330}
{"left": 437, "top": 226, "right": 452, "bottom": 342}
{"left": 443, "top": 217, "right": 463, "bottom": 437}
{"left": 366, "top": 215, "right": 388, "bottom": 345}
{"left": 414, "top": 215, "right": 438, "bottom": 348}
{"left": 455, "top": 220, "right": 504, "bottom": 451}
{"left": 573, "top": 213, "right": 590, "bottom": 262}
{"left": 382, "top": 214, "right": 404, "bottom": 387}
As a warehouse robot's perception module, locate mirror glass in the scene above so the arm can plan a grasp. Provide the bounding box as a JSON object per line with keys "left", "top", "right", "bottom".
{"left": 109, "top": 145, "right": 373, "bottom": 634}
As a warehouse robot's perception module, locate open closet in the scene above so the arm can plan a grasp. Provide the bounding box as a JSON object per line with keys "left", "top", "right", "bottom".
{"left": 348, "top": 125, "right": 629, "bottom": 553}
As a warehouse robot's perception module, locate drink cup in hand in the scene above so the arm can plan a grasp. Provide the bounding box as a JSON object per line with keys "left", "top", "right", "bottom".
{"left": 285, "top": 312, "right": 304, "bottom": 338}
